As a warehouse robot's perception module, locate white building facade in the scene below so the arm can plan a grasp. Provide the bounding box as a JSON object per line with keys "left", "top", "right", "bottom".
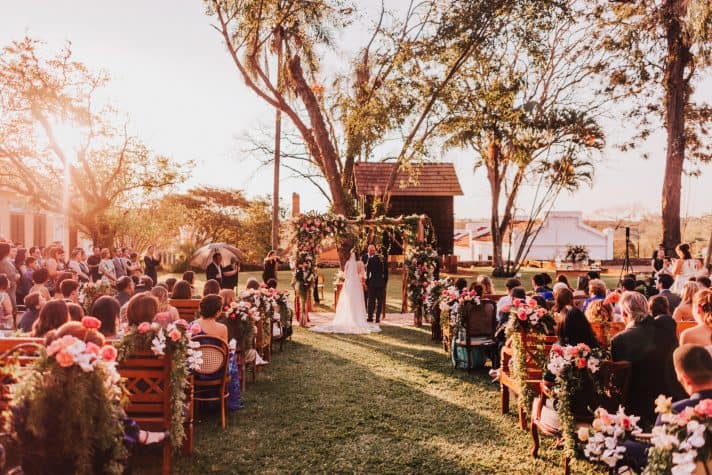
{"left": 0, "top": 189, "right": 72, "bottom": 249}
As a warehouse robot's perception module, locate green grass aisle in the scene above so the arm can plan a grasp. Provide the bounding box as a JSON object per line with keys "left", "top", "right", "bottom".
{"left": 140, "top": 325, "right": 606, "bottom": 474}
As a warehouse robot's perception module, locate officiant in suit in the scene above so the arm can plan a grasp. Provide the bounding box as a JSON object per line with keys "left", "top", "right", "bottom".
{"left": 364, "top": 244, "right": 387, "bottom": 323}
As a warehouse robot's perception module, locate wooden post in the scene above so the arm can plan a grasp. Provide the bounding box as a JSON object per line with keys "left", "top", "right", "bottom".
{"left": 401, "top": 242, "right": 408, "bottom": 313}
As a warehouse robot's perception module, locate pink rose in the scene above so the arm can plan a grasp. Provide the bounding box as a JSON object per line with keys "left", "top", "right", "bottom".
{"left": 513, "top": 298, "right": 522, "bottom": 307}
{"left": 576, "top": 358, "right": 587, "bottom": 369}
{"left": 566, "top": 346, "right": 579, "bottom": 358}
{"left": 190, "top": 323, "right": 202, "bottom": 335}
{"left": 526, "top": 298, "right": 537, "bottom": 307}
{"left": 85, "top": 342, "right": 101, "bottom": 356}
{"left": 517, "top": 309, "right": 528, "bottom": 321}
{"left": 81, "top": 316, "right": 102, "bottom": 330}
{"left": 551, "top": 344, "right": 563, "bottom": 356}
{"left": 620, "top": 416, "right": 632, "bottom": 430}
{"left": 501, "top": 304, "right": 511, "bottom": 313}
{"left": 678, "top": 407, "right": 695, "bottom": 425}
{"left": 55, "top": 350, "right": 74, "bottom": 367}
{"left": 536, "top": 308, "right": 546, "bottom": 317}
{"left": 577, "top": 343, "right": 591, "bottom": 353}
{"left": 174, "top": 319, "right": 189, "bottom": 328}
{"left": 695, "top": 399, "right": 712, "bottom": 418}
{"left": 100, "top": 345, "right": 118, "bottom": 362}
{"left": 169, "top": 328, "right": 182, "bottom": 341}
{"left": 137, "top": 322, "right": 151, "bottom": 334}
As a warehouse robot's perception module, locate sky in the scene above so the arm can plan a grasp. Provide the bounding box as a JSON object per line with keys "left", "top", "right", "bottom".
{"left": 2, "top": 0, "right": 712, "bottom": 221}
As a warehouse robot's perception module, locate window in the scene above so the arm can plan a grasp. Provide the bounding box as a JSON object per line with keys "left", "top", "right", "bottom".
{"left": 10, "top": 213, "right": 24, "bottom": 245}
{"left": 33, "top": 215, "right": 47, "bottom": 247}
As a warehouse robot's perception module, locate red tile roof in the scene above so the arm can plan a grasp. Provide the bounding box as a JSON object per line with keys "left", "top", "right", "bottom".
{"left": 353, "top": 162, "right": 463, "bottom": 197}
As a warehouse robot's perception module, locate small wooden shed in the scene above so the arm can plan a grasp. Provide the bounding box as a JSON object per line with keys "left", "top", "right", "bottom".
{"left": 353, "top": 162, "right": 463, "bottom": 254}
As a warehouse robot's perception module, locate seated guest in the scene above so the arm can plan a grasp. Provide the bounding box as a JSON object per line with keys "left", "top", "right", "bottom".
{"left": 91, "top": 295, "right": 120, "bottom": 338}
{"left": 496, "top": 278, "right": 522, "bottom": 314}
{"left": 151, "top": 285, "right": 179, "bottom": 322}
{"left": 476, "top": 275, "right": 494, "bottom": 295}
{"left": 29, "top": 267, "right": 51, "bottom": 301}
{"left": 585, "top": 299, "right": 614, "bottom": 324}
{"left": 18, "top": 292, "right": 44, "bottom": 333}
{"left": 194, "top": 294, "right": 228, "bottom": 342}
{"left": 657, "top": 273, "right": 682, "bottom": 313}
{"left": 126, "top": 293, "right": 159, "bottom": 326}
{"left": 182, "top": 271, "right": 195, "bottom": 288}
{"left": 620, "top": 277, "right": 637, "bottom": 292}
{"left": 532, "top": 273, "right": 553, "bottom": 300}
{"left": 698, "top": 276, "right": 712, "bottom": 288}
{"left": 649, "top": 294, "right": 673, "bottom": 320}
{"left": 219, "top": 288, "right": 236, "bottom": 308}
{"left": 59, "top": 279, "right": 80, "bottom": 304}
{"left": 556, "top": 274, "right": 572, "bottom": 290}
{"left": 574, "top": 275, "right": 590, "bottom": 297}
{"left": 265, "top": 278, "right": 277, "bottom": 289}
{"left": 31, "top": 299, "right": 69, "bottom": 337}
{"left": 468, "top": 283, "right": 484, "bottom": 297}
{"left": 245, "top": 277, "right": 261, "bottom": 291}
{"left": 552, "top": 287, "right": 574, "bottom": 324}
{"left": 115, "top": 276, "right": 135, "bottom": 307}
{"left": 454, "top": 278, "right": 468, "bottom": 293}
{"left": 673, "top": 281, "right": 703, "bottom": 322}
{"left": 171, "top": 280, "right": 193, "bottom": 299}
{"left": 0, "top": 274, "right": 12, "bottom": 327}
{"left": 139, "top": 275, "right": 154, "bottom": 291}
{"left": 164, "top": 277, "right": 177, "bottom": 294}
{"left": 203, "top": 279, "right": 221, "bottom": 296}
{"left": 680, "top": 288, "right": 712, "bottom": 346}
{"left": 67, "top": 302, "right": 84, "bottom": 321}
{"left": 620, "top": 344, "right": 712, "bottom": 471}
{"left": 582, "top": 279, "right": 607, "bottom": 313}
{"left": 558, "top": 307, "right": 599, "bottom": 348}
{"left": 611, "top": 291, "right": 680, "bottom": 428}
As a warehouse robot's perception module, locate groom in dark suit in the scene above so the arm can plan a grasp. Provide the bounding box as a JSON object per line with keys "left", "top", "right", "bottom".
{"left": 364, "top": 245, "right": 386, "bottom": 323}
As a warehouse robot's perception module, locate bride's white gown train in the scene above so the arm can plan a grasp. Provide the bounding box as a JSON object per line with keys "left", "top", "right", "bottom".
{"left": 311, "top": 253, "right": 381, "bottom": 334}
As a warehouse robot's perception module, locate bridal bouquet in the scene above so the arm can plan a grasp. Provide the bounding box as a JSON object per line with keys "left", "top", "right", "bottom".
{"left": 645, "top": 396, "right": 712, "bottom": 475}
{"left": 579, "top": 406, "right": 643, "bottom": 468}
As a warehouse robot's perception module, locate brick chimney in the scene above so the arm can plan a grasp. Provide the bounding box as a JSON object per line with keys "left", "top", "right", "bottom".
{"left": 292, "top": 192, "right": 300, "bottom": 217}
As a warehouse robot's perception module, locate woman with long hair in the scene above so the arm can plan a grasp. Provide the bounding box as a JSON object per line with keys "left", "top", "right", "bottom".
{"left": 673, "top": 281, "right": 704, "bottom": 322}
{"left": 31, "top": 299, "right": 69, "bottom": 337}
{"left": 671, "top": 243, "right": 701, "bottom": 294}
{"left": 679, "top": 289, "right": 712, "bottom": 347}
{"left": 262, "top": 250, "right": 280, "bottom": 284}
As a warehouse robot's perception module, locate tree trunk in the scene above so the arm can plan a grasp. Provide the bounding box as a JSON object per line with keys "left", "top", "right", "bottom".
{"left": 486, "top": 141, "right": 505, "bottom": 274}
{"left": 272, "top": 41, "right": 283, "bottom": 252}
{"left": 661, "top": 5, "right": 691, "bottom": 253}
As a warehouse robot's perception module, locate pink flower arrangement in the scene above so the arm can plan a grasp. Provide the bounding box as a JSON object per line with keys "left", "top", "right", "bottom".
{"left": 81, "top": 316, "right": 102, "bottom": 330}
{"left": 168, "top": 328, "right": 182, "bottom": 342}
{"left": 46, "top": 335, "right": 119, "bottom": 371}
{"left": 137, "top": 322, "right": 151, "bottom": 334}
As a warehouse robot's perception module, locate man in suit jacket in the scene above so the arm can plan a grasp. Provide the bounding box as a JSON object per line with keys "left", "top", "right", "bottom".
{"left": 611, "top": 291, "right": 680, "bottom": 429}
{"left": 657, "top": 273, "right": 682, "bottom": 313}
{"left": 364, "top": 245, "right": 386, "bottom": 323}
{"left": 206, "top": 253, "right": 223, "bottom": 284}
{"left": 621, "top": 344, "right": 712, "bottom": 471}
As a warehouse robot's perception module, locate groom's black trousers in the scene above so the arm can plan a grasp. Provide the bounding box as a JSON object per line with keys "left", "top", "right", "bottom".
{"left": 367, "top": 286, "right": 385, "bottom": 322}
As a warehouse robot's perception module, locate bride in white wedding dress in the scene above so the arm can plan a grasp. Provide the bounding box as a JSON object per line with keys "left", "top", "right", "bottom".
{"left": 311, "top": 252, "right": 381, "bottom": 334}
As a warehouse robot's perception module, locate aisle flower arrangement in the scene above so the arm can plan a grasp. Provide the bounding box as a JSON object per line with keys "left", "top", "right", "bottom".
{"left": 405, "top": 244, "right": 439, "bottom": 325}
{"left": 425, "top": 278, "right": 452, "bottom": 339}
{"left": 546, "top": 343, "right": 606, "bottom": 457}
{"left": 240, "top": 288, "right": 274, "bottom": 347}
{"left": 116, "top": 320, "right": 202, "bottom": 449}
{"left": 645, "top": 396, "right": 712, "bottom": 474}
{"left": 505, "top": 298, "right": 556, "bottom": 417}
{"left": 579, "top": 406, "right": 642, "bottom": 468}
{"left": 10, "top": 327, "right": 128, "bottom": 474}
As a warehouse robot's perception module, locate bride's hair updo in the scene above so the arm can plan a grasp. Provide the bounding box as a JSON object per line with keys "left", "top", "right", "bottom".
{"left": 676, "top": 242, "right": 693, "bottom": 260}
{"left": 694, "top": 288, "right": 712, "bottom": 326}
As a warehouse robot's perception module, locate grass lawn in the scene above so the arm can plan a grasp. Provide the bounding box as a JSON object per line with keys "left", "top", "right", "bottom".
{"left": 134, "top": 323, "right": 606, "bottom": 474}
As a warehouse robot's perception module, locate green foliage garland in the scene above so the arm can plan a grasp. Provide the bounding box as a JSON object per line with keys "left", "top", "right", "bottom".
{"left": 9, "top": 348, "right": 127, "bottom": 474}
{"left": 79, "top": 280, "right": 116, "bottom": 315}
{"left": 405, "top": 243, "right": 439, "bottom": 321}
{"left": 115, "top": 322, "right": 201, "bottom": 450}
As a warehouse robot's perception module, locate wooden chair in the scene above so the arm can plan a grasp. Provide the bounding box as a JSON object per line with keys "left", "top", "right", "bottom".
{"left": 255, "top": 316, "right": 271, "bottom": 363}
{"left": 676, "top": 320, "right": 697, "bottom": 340}
{"left": 500, "top": 332, "right": 559, "bottom": 430}
{"left": 271, "top": 312, "right": 293, "bottom": 353}
{"left": 589, "top": 321, "right": 626, "bottom": 348}
{"left": 0, "top": 338, "right": 44, "bottom": 355}
{"left": 229, "top": 320, "right": 257, "bottom": 392}
{"left": 192, "top": 336, "right": 230, "bottom": 429}
{"left": 453, "top": 300, "right": 497, "bottom": 369}
{"left": 531, "top": 361, "right": 632, "bottom": 475}
{"left": 118, "top": 351, "right": 182, "bottom": 475}
{"left": 169, "top": 299, "right": 201, "bottom": 322}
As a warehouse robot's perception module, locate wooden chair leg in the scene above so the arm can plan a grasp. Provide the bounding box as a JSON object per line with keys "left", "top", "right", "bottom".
{"left": 501, "top": 385, "right": 510, "bottom": 415}
{"left": 531, "top": 421, "right": 540, "bottom": 458}
{"left": 221, "top": 394, "right": 226, "bottom": 429}
{"left": 518, "top": 401, "right": 527, "bottom": 431}
{"left": 563, "top": 454, "right": 571, "bottom": 475}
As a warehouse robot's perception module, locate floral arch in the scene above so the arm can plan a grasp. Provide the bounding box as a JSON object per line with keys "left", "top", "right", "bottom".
{"left": 288, "top": 212, "right": 439, "bottom": 326}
